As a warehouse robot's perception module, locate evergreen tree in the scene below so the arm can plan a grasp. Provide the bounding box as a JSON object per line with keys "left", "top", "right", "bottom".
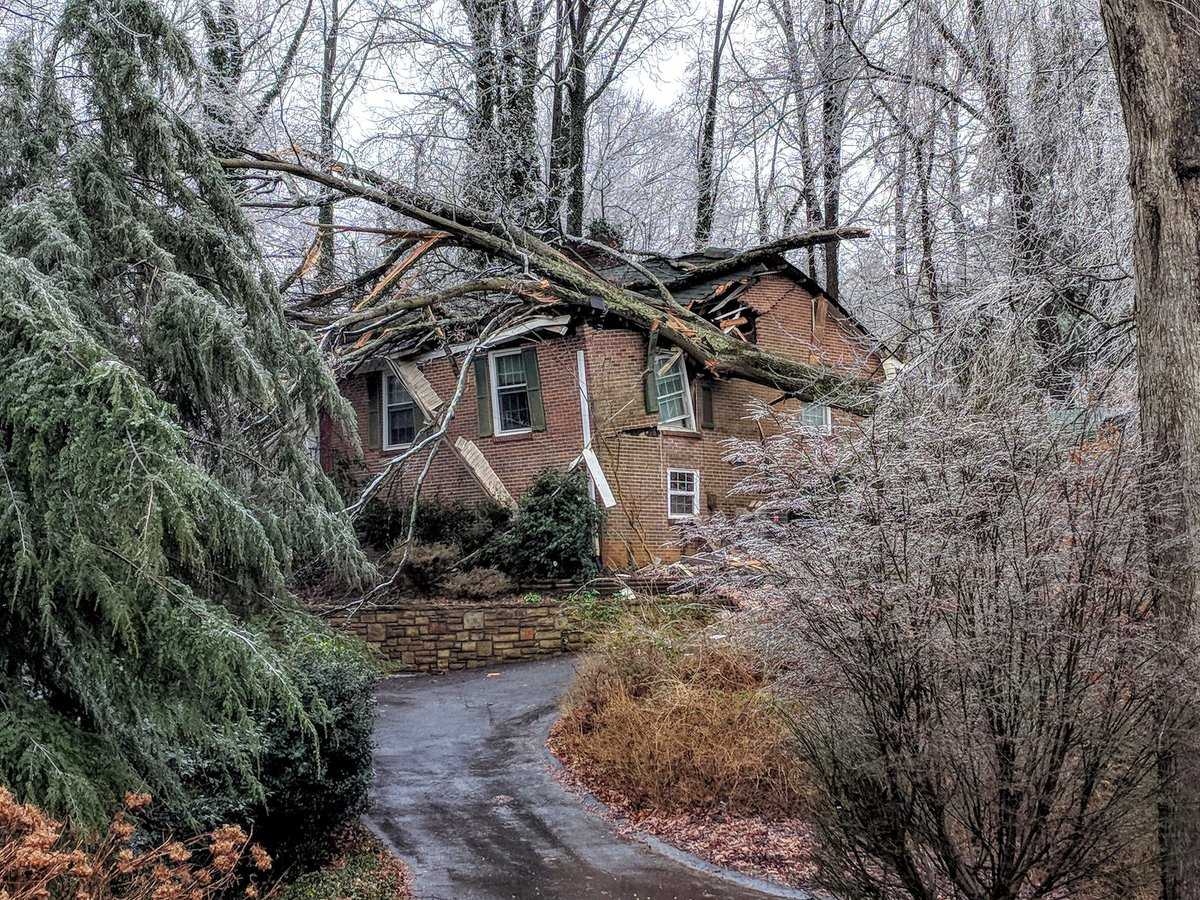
{"left": 0, "top": 0, "right": 369, "bottom": 824}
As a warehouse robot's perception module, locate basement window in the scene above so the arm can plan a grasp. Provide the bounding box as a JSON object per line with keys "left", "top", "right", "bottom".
{"left": 384, "top": 375, "right": 419, "bottom": 448}
{"left": 667, "top": 469, "right": 700, "bottom": 519}
{"left": 490, "top": 348, "right": 532, "bottom": 434}
{"left": 656, "top": 352, "right": 695, "bottom": 430}
{"left": 799, "top": 402, "right": 832, "bottom": 435}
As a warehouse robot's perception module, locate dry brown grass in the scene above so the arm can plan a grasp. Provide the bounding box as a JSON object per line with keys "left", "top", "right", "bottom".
{"left": 0, "top": 786, "right": 271, "bottom": 899}
{"left": 553, "top": 616, "right": 810, "bottom": 816}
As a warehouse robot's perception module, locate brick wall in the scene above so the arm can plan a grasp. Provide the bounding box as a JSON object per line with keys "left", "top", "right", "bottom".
{"left": 327, "top": 601, "right": 586, "bottom": 672}
{"left": 323, "top": 334, "right": 587, "bottom": 506}
{"left": 580, "top": 273, "right": 883, "bottom": 567}
{"left": 323, "top": 273, "right": 884, "bottom": 570}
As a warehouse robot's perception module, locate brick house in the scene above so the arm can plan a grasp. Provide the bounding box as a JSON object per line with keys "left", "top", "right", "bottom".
{"left": 321, "top": 246, "right": 887, "bottom": 569}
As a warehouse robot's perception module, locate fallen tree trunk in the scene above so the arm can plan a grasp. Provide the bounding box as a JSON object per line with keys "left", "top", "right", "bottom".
{"left": 220, "top": 152, "right": 880, "bottom": 413}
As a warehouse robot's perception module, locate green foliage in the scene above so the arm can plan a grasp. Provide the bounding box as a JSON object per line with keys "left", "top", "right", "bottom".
{"left": 138, "top": 617, "right": 377, "bottom": 863}
{"left": 0, "top": 0, "right": 369, "bottom": 825}
{"left": 440, "top": 566, "right": 513, "bottom": 599}
{"left": 277, "top": 825, "right": 410, "bottom": 900}
{"left": 489, "top": 468, "right": 602, "bottom": 582}
{"left": 387, "top": 541, "right": 457, "bottom": 594}
{"left": 252, "top": 624, "right": 377, "bottom": 864}
{"left": 359, "top": 496, "right": 511, "bottom": 556}
{"left": 561, "top": 589, "right": 622, "bottom": 627}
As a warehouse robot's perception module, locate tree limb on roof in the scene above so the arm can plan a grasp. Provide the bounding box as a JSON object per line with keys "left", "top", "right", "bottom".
{"left": 220, "top": 152, "right": 879, "bottom": 413}
{"left": 627, "top": 227, "right": 870, "bottom": 294}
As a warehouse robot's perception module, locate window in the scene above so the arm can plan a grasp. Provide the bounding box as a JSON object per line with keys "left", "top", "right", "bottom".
{"left": 799, "top": 402, "right": 832, "bottom": 435}
{"left": 667, "top": 469, "right": 700, "bottom": 519}
{"left": 490, "top": 349, "right": 532, "bottom": 434}
{"left": 383, "top": 374, "right": 418, "bottom": 448}
{"left": 655, "top": 352, "right": 695, "bottom": 430}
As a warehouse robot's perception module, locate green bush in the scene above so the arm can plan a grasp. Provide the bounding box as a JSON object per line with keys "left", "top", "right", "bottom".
{"left": 357, "top": 497, "right": 511, "bottom": 556}
{"left": 489, "top": 469, "right": 603, "bottom": 582}
{"left": 142, "top": 618, "right": 377, "bottom": 869}
{"left": 252, "top": 624, "right": 377, "bottom": 865}
{"left": 386, "top": 541, "right": 457, "bottom": 594}
{"left": 356, "top": 501, "right": 407, "bottom": 550}
{"left": 412, "top": 498, "right": 511, "bottom": 557}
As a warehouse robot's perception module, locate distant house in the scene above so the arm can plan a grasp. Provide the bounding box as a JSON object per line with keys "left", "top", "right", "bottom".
{"left": 321, "top": 244, "right": 887, "bottom": 569}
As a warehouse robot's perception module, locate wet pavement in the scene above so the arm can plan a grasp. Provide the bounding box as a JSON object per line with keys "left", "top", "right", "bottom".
{"left": 367, "top": 655, "right": 810, "bottom": 900}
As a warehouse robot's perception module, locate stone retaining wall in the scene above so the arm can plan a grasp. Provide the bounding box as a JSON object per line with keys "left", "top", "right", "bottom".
{"left": 328, "top": 601, "right": 586, "bottom": 672}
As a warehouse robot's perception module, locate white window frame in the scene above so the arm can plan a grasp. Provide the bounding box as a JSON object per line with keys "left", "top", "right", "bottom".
{"left": 667, "top": 468, "right": 701, "bottom": 520}
{"left": 656, "top": 351, "right": 696, "bottom": 431}
{"left": 382, "top": 374, "right": 418, "bottom": 450}
{"left": 799, "top": 402, "right": 832, "bottom": 436}
{"left": 489, "top": 348, "right": 533, "bottom": 436}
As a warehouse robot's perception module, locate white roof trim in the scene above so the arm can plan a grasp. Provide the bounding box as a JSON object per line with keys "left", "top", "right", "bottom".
{"left": 574, "top": 446, "right": 617, "bottom": 509}
{"left": 351, "top": 315, "right": 572, "bottom": 374}
{"left": 387, "top": 359, "right": 443, "bottom": 416}
{"left": 452, "top": 437, "right": 516, "bottom": 509}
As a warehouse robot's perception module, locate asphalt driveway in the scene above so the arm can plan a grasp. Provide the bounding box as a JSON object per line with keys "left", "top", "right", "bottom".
{"left": 367, "top": 655, "right": 810, "bottom": 900}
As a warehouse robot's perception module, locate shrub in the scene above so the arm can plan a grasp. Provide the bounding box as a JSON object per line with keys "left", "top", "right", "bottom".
{"left": 357, "top": 497, "right": 512, "bottom": 557}
{"left": 0, "top": 788, "right": 272, "bottom": 899}
{"left": 554, "top": 618, "right": 808, "bottom": 816}
{"left": 251, "top": 625, "right": 377, "bottom": 866}
{"left": 412, "top": 498, "right": 512, "bottom": 557}
{"left": 143, "top": 619, "right": 377, "bottom": 869}
{"left": 490, "top": 469, "right": 602, "bottom": 582}
{"left": 276, "top": 823, "right": 412, "bottom": 900}
{"left": 356, "top": 501, "right": 408, "bottom": 550}
{"left": 441, "top": 567, "right": 513, "bottom": 599}
{"left": 385, "top": 541, "right": 457, "bottom": 595}
{"left": 695, "top": 371, "right": 1170, "bottom": 898}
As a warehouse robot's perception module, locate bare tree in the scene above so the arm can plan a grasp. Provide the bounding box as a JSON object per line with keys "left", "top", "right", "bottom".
{"left": 1101, "top": 2, "right": 1200, "bottom": 896}
{"left": 199, "top": 0, "right": 313, "bottom": 154}
{"left": 692, "top": 0, "right": 742, "bottom": 247}
{"left": 695, "top": 358, "right": 1182, "bottom": 898}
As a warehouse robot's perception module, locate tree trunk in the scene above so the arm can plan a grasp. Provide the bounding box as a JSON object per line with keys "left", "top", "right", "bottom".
{"left": 1101, "top": 3, "right": 1200, "bottom": 898}
{"left": 317, "top": 0, "right": 339, "bottom": 284}
{"left": 894, "top": 133, "right": 909, "bottom": 295}
{"left": 769, "top": 0, "right": 821, "bottom": 277}
{"left": 547, "top": 0, "right": 568, "bottom": 227}
{"left": 693, "top": 0, "right": 726, "bottom": 248}
{"left": 564, "top": 0, "right": 590, "bottom": 236}
{"left": 819, "top": 0, "right": 849, "bottom": 298}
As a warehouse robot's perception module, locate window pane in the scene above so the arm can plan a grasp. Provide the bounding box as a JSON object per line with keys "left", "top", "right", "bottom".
{"left": 388, "top": 406, "right": 415, "bottom": 446}
{"left": 800, "top": 403, "right": 828, "bottom": 430}
{"left": 656, "top": 359, "right": 684, "bottom": 398}
{"left": 656, "top": 354, "right": 692, "bottom": 428}
{"left": 669, "top": 492, "right": 694, "bottom": 516}
{"left": 669, "top": 471, "right": 694, "bottom": 493}
{"left": 659, "top": 394, "right": 687, "bottom": 424}
{"left": 495, "top": 353, "right": 527, "bottom": 388}
{"left": 498, "top": 388, "right": 531, "bottom": 431}
{"left": 387, "top": 375, "right": 412, "bottom": 406}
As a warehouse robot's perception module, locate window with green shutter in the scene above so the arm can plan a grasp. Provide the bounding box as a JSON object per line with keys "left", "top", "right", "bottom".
{"left": 485, "top": 347, "right": 546, "bottom": 435}
{"left": 383, "top": 375, "right": 419, "bottom": 448}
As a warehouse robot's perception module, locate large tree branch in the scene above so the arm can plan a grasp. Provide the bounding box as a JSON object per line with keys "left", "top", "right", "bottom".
{"left": 219, "top": 153, "right": 880, "bottom": 412}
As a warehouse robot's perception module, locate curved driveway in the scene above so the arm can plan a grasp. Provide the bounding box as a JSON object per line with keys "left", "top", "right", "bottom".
{"left": 367, "top": 655, "right": 808, "bottom": 900}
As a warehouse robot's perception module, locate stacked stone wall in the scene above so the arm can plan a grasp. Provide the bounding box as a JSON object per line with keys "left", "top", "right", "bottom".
{"left": 329, "top": 601, "right": 585, "bottom": 672}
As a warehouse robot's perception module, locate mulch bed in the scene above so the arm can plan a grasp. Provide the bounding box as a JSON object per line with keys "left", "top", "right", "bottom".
{"left": 547, "top": 721, "right": 819, "bottom": 889}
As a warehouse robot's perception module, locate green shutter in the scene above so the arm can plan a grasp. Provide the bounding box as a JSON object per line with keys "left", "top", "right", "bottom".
{"left": 365, "top": 371, "right": 382, "bottom": 449}
{"left": 523, "top": 347, "right": 546, "bottom": 432}
{"left": 643, "top": 331, "right": 659, "bottom": 414}
{"left": 474, "top": 355, "right": 493, "bottom": 437}
{"left": 700, "top": 383, "right": 715, "bottom": 430}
